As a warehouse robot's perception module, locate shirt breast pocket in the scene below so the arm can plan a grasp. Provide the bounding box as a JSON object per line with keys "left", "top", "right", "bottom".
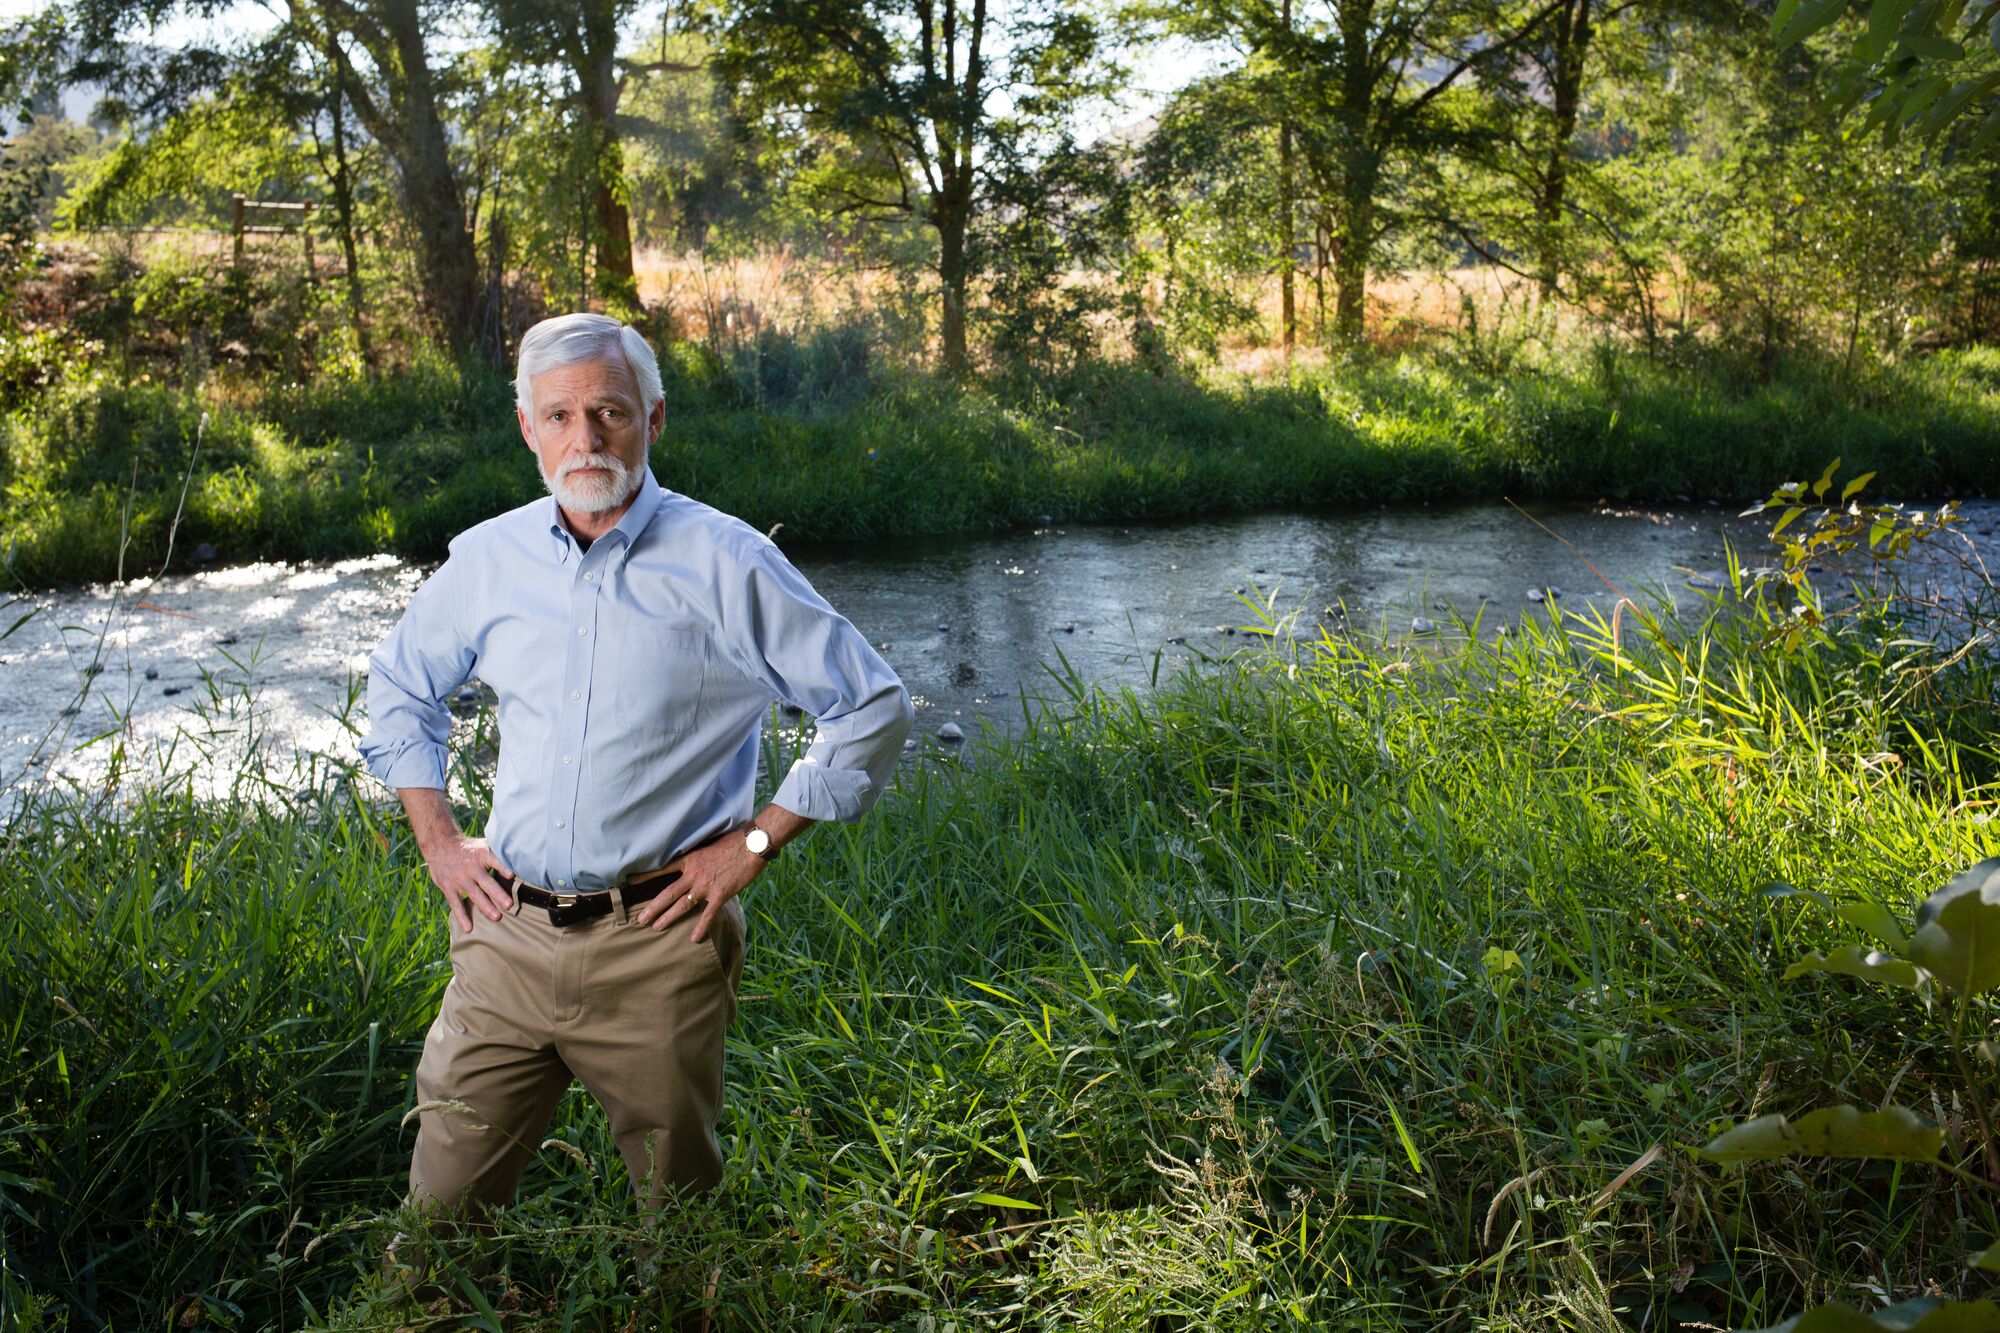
{"left": 603, "top": 625, "right": 709, "bottom": 738}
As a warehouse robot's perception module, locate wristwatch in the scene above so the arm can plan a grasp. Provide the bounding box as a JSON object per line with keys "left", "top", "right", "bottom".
{"left": 743, "top": 822, "right": 781, "bottom": 862}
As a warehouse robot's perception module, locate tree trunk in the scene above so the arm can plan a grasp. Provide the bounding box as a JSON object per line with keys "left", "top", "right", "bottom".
{"left": 1314, "top": 211, "right": 1329, "bottom": 334}
{"left": 579, "top": 5, "right": 639, "bottom": 313}
{"left": 380, "top": 0, "right": 481, "bottom": 351}
{"left": 1278, "top": 0, "right": 1296, "bottom": 355}
{"left": 1533, "top": 0, "right": 1590, "bottom": 306}
{"left": 1330, "top": 0, "right": 1376, "bottom": 347}
{"left": 485, "top": 207, "right": 510, "bottom": 364}
{"left": 937, "top": 195, "right": 971, "bottom": 375}
{"left": 1331, "top": 159, "right": 1376, "bottom": 346}
{"left": 323, "top": 34, "right": 371, "bottom": 364}
{"left": 590, "top": 136, "right": 638, "bottom": 311}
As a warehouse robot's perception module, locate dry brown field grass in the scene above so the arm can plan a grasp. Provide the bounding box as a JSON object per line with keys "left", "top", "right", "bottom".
{"left": 631, "top": 247, "right": 1637, "bottom": 376}
{"left": 57, "top": 229, "right": 1676, "bottom": 375}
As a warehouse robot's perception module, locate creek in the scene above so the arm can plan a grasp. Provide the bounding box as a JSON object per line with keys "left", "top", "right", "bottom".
{"left": 6, "top": 496, "right": 1992, "bottom": 800}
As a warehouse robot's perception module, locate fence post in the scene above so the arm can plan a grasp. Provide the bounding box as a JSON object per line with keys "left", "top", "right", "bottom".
{"left": 303, "top": 202, "right": 316, "bottom": 283}
{"left": 231, "top": 194, "right": 246, "bottom": 268}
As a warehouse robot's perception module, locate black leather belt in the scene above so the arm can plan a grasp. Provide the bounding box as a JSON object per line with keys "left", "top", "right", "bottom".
{"left": 500, "top": 860, "right": 685, "bottom": 928}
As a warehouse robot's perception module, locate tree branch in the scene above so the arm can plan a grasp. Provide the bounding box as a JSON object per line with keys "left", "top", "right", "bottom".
{"left": 1393, "top": 0, "right": 1565, "bottom": 127}
{"left": 1416, "top": 210, "right": 1574, "bottom": 299}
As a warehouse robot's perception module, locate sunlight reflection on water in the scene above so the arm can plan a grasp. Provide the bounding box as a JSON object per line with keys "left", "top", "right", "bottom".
{"left": 5, "top": 498, "right": 1993, "bottom": 803}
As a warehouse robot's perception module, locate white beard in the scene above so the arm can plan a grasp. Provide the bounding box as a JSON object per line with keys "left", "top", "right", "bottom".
{"left": 543, "top": 449, "right": 645, "bottom": 513}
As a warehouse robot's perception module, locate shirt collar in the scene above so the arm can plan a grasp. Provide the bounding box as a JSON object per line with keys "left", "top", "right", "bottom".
{"left": 545, "top": 469, "right": 665, "bottom": 565}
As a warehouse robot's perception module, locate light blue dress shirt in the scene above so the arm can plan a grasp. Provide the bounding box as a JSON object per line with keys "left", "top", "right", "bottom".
{"left": 358, "top": 470, "right": 914, "bottom": 892}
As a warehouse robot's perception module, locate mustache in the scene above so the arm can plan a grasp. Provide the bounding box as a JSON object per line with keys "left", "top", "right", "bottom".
{"left": 558, "top": 454, "right": 629, "bottom": 480}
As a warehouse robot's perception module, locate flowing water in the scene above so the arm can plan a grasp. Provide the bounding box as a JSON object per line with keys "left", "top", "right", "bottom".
{"left": 5, "top": 497, "right": 1994, "bottom": 800}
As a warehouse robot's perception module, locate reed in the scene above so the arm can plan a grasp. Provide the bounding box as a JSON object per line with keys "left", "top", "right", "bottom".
{"left": 4, "top": 569, "right": 1997, "bottom": 1329}
{"left": 6, "top": 339, "right": 1999, "bottom": 590}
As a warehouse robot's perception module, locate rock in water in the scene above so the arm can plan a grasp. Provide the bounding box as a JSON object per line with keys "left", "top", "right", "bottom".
{"left": 1526, "top": 589, "right": 1545, "bottom": 604}
{"left": 1411, "top": 617, "right": 1437, "bottom": 634}
{"left": 938, "top": 722, "right": 965, "bottom": 742}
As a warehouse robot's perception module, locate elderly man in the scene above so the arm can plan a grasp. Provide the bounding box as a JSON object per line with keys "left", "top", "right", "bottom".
{"left": 360, "top": 312, "right": 913, "bottom": 1219}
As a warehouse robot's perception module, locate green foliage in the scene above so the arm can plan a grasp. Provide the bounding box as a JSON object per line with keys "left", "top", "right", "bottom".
{"left": 1754, "top": 1299, "right": 2000, "bottom": 1333}
{"left": 1703, "top": 1106, "right": 1946, "bottom": 1162}
{"left": 8, "top": 551, "right": 2000, "bottom": 1326}
{"left": 59, "top": 87, "right": 317, "bottom": 230}
{"left": 1699, "top": 845, "right": 2000, "bottom": 1325}
{"left": 979, "top": 143, "right": 1127, "bottom": 379}
{"left": 1784, "top": 943, "right": 1924, "bottom": 987}
{"left": 1912, "top": 860, "right": 2000, "bottom": 996}
{"left": 1648, "top": 67, "right": 1958, "bottom": 368}
{"left": 0, "top": 116, "right": 91, "bottom": 239}
{"left": 1774, "top": 0, "right": 2000, "bottom": 148}
{"left": 1742, "top": 458, "right": 1967, "bottom": 651}
{"left": 1122, "top": 72, "right": 1274, "bottom": 359}
{"left": 617, "top": 33, "right": 754, "bottom": 252}
{"left": 719, "top": 0, "right": 1120, "bottom": 370}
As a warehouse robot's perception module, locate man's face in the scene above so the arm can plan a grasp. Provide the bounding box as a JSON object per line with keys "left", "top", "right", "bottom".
{"left": 517, "top": 355, "right": 666, "bottom": 515}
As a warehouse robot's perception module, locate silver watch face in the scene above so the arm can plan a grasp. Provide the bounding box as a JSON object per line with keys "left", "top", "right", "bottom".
{"left": 745, "top": 827, "right": 771, "bottom": 856}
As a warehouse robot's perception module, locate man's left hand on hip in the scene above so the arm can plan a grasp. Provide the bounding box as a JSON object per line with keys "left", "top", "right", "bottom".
{"left": 638, "top": 827, "right": 767, "bottom": 941}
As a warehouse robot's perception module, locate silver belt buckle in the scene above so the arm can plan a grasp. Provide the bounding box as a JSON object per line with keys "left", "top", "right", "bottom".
{"left": 555, "top": 893, "right": 577, "bottom": 909}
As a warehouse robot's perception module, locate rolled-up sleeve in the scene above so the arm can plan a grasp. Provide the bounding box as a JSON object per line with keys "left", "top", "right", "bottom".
{"left": 358, "top": 554, "right": 476, "bottom": 791}
{"left": 721, "top": 544, "right": 913, "bottom": 822}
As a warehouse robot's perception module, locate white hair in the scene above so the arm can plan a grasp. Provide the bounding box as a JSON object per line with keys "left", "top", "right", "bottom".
{"left": 514, "top": 313, "right": 665, "bottom": 419}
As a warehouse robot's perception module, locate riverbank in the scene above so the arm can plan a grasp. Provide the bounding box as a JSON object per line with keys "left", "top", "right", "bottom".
{"left": 3, "top": 590, "right": 1993, "bottom": 1329}
{"left": 5, "top": 341, "right": 2000, "bottom": 589}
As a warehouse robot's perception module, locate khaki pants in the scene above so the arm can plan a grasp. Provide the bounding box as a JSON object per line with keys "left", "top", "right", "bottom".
{"left": 408, "top": 883, "right": 746, "bottom": 1212}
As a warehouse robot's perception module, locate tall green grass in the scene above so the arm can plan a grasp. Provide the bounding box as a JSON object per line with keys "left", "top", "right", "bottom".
{"left": 3, "top": 582, "right": 1996, "bottom": 1329}
{"left": 6, "top": 339, "right": 2000, "bottom": 588}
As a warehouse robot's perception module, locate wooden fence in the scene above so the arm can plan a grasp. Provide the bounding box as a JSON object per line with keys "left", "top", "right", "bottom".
{"left": 229, "top": 195, "right": 316, "bottom": 271}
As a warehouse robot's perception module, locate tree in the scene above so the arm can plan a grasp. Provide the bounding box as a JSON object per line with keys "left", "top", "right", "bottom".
{"left": 297, "top": 0, "right": 484, "bottom": 349}
{"left": 1162, "top": 0, "right": 1562, "bottom": 345}
{"left": 304, "top": 22, "right": 373, "bottom": 360}
{"left": 1429, "top": 0, "right": 1716, "bottom": 315}
{"left": 1127, "top": 70, "right": 1280, "bottom": 355}
{"left": 64, "top": 0, "right": 487, "bottom": 351}
{"left": 720, "top": 0, "right": 1115, "bottom": 374}
{"left": 487, "top": 0, "right": 707, "bottom": 312}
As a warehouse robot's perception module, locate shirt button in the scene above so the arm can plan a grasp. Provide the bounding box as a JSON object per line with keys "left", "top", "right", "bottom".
{"left": 571, "top": 690, "right": 581, "bottom": 700}
{"left": 563, "top": 755, "right": 574, "bottom": 764}
{"left": 556, "top": 879, "right": 568, "bottom": 887}
{"left": 584, "top": 572, "right": 596, "bottom": 582}
{"left": 577, "top": 626, "right": 588, "bottom": 636}
{"left": 556, "top": 819, "right": 567, "bottom": 829}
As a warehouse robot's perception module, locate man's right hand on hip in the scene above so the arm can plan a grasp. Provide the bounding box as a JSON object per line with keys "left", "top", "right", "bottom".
{"left": 398, "top": 786, "right": 515, "bottom": 932}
